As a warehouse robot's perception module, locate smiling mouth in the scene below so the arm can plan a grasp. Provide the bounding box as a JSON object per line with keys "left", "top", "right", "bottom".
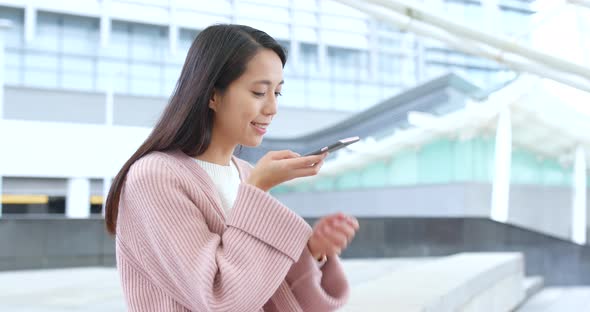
{"left": 250, "top": 122, "right": 269, "bottom": 129}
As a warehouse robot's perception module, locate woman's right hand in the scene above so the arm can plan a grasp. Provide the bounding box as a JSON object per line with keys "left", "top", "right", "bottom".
{"left": 246, "top": 150, "right": 328, "bottom": 192}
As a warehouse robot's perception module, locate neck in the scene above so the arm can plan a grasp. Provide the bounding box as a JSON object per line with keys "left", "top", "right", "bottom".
{"left": 195, "top": 131, "right": 236, "bottom": 166}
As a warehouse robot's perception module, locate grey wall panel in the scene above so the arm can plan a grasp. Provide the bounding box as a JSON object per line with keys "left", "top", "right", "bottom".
{"left": 508, "top": 185, "right": 572, "bottom": 241}
{"left": 4, "top": 86, "right": 106, "bottom": 124}
{"left": 0, "top": 217, "right": 111, "bottom": 271}
{"left": 2, "top": 177, "right": 67, "bottom": 196}
{"left": 330, "top": 217, "right": 590, "bottom": 286}
{"left": 113, "top": 94, "right": 167, "bottom": 127}
{"left": 1, "top": 217, "right": 589, "bottom": 285}
{"left": 275, "top": 183, "right": 493, "bottom": 218}
{"left": 277, "top": 183, "right": 583, "bottom": 244}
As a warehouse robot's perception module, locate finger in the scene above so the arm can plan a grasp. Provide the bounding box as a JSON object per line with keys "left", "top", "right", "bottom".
{"left": 284, "top": 154, "right": 326, "bottom": 169}
{"left": 311, "top": 231, "right": 335, "bottom": 255}
{"left": 293, "top": 160, "right": 324, "bottom": 177}
{"left": 270, "top": 150, "right": 300, "bottom": 160}
{"left": 329, "top": 219, "right": 356, "bottom": 242}
{"left": 342, "top": 215, "right": 359, "bottom": 231}
{"left": 332, "top": 213, "right": 359, "bottom": 231}
{"left": 350, "top": 216, "right": 359, "bottom": 230}
{"left": 315, "top": 229, "right": 342, "bottom": 256}
{"left": 321, "top": 225, "right": 349, "bottom": 249}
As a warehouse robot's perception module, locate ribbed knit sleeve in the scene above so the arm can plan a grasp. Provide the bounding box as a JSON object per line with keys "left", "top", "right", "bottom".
{"left": 284, "top": 247, "right": 349, "bottom": 311}
{"left": 118, "top": 154, "right": 313, "bottom": 312}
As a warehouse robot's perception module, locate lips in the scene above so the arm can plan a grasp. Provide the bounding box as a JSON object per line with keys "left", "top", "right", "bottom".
{"left": 250, "top": 122, "right": 269, "bottom": 135}
{"left": 250, "top": 122, "right": 269, "bottom": 129}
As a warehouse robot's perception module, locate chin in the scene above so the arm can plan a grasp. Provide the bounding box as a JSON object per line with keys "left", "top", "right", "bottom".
{"left": 241, "top": 137, "right": 264, "bottom": 148}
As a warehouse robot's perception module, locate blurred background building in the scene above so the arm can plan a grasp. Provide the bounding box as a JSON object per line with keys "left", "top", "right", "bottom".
{"left": 1, "top": 0, "right": 590, "bottom": 310}
{"left": 0, "top": 0, "right": 535, "bottom": 218}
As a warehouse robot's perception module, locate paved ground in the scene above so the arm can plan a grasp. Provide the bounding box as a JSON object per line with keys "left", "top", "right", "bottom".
{"left": 0, "top": 259, "right": 427, "bottom": 311}
{"left": 0, "top": 259, "right": 587, "bottom": 311}
{"left": 517, "top": 287, "right": 590, "bottom": 312}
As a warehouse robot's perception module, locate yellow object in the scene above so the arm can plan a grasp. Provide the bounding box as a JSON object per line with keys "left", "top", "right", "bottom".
{"left": 90, "top": 195, "right": 104, "bottom": 205}
{"left": 0, "top": 195, "right": 104, "bottom": 205}
{"left": 1, "top": 195, "right": 49, "bottom": 204}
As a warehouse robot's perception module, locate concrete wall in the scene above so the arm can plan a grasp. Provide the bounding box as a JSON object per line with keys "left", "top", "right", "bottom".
{"left": 3, "top": 85, "right": 351, "bottom": 137}
{"left": 275, "top": 182, "right": 581, "bottom": 241}
{"left": 0, "top": 217, "right": 115, "bottom": 270}
{"left": 2, "top": 177, "right": 67, "bottom": 196}
{"left": 4, "top": 86, "right": 106, "bottom": 124}
{"left": 275, "top": 183, "right": 493, "bottom": 218}
{"left": 1, "top": 217, "right": 588, "bottom": 286}
{"left": 509, "top": 184, "right": 572, "bottom": 241}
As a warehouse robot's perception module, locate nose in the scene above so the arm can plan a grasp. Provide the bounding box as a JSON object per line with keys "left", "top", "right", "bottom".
{"left": 263, "top": 96, "right": 278, "bottom": 116}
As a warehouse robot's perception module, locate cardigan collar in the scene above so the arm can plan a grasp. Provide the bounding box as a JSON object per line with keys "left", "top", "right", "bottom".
{"left": 167, "top": 149, "right": 248, "bottom": 224}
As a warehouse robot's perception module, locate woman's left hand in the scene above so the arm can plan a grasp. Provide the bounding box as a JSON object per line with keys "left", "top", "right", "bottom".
{"left": 307, "top": 213, "right": 359, "bottom": 260}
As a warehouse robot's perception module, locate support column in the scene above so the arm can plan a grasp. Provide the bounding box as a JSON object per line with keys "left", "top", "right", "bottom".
{"left": 491, "top": 107, "right": 512, "bottom": 223}
{"left": 288, "top": 0, "right": 299, "bottom": 74}
{"left": 169, "top": 0, "right": 178, "bottom": 55}
{"left": 66, "top": 178, "right": 91, "bottom": 218}
{"left": 100, "top": 0, "right": 111, "bottom": 48}
{"left": 572, "top": 146, "right": 587, "bottom": 245}
{"left": 106, "top": 83, "right": 114, "bottom": 125}
{"left": 316, "top": 0, "right": 327, "bottom": 76}
{"left": 0, "top": 20, "right": 10, "bottom": 218}
{"left": 0, "top": 176, "right": 3, "bottom": 218}
{"left": 0, "top": 20, "right": 9, "bottom": 119}
{"left": 25, "top": 3, "right": 36, "bottom": 44}
{"left": 100, "top": 14, "right": 111, "bottom": 47}
{"left": 368, "top": 20, "right": 379, "bottom": 81}
{"left": 102, "top": 177, "right": 112, "bottom": 218}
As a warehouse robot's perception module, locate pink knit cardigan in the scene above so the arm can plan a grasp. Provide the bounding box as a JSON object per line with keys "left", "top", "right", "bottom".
{"left": 115, "top": 149, "right": 349, "bottom": 311}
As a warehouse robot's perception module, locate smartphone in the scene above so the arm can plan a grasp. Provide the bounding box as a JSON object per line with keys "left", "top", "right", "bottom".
{"left": 303, "top": 136, "right": 360, "bottom": 156}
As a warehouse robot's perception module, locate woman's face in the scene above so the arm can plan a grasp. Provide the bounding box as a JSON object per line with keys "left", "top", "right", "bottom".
{"left": 209, "top": 48, "right": 283, "bottom": 148}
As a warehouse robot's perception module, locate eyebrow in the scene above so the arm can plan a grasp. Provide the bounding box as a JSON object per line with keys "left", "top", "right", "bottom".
{"left": 253, "top": 80, "right": 284, "bottom": 86}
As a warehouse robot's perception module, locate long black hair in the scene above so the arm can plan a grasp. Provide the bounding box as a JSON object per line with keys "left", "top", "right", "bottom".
{"left": 105, "top": 24, "right": 287, "bottom": 235}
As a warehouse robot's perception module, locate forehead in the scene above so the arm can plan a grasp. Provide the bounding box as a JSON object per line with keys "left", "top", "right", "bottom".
{"left": 240, "top": 49, "right": 284, "bottom": 83}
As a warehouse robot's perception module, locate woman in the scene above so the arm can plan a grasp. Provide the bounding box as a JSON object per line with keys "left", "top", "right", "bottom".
{"left": 105, "top": 24, "right": 359, "bottom": 312}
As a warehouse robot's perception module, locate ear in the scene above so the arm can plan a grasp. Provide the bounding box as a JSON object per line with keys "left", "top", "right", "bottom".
{"left": 209, "top": 89, "right": 220, "bottom": 112}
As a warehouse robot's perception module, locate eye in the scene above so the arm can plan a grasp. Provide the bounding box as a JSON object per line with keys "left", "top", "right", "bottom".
{"left": 275, "top": 92, "right": 282, "bottom": 97}
{"left": 252, "top": 91, "right": 265, "bottom": 97}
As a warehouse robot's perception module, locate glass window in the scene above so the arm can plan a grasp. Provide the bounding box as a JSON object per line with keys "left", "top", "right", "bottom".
{"left": 62, "top": 55, "right": 94, "bottom": 74}
{"left": 130, "top": 23, "right": 166, "bottom": 62}
{"left": 308, "top": 78, "right": 332, "bottom": 109}
{"left": 62, "top": 15, "right": 99, "bottom": 55}
{"left": 328, "top": 47, "right": 362, "bottom": 81}
{"left": 163, "top": 64, "right": 182, "bottom": 95}
{"left": 24, "top": 51, "right": 58, "bottom": 71}
{"left": 378, "top": 52, "right": 399, "bottom": 83}
{"left": 281, "top": 77, "right": 305, "bottom": 108}
{"left": 6, "top": 50, "right": 21, "bottom": 69}
{"left": 34, "top": 12, "right": 60, "bottom": 52}
{"left": 178, "top": 28, "right": 197, "bottom": 50}
{"left": 130, "top": 63, "right": 160, "bottom": 79}
{"left": 332, "top": 81, "right": 357, "bottom": 111}
{"left": 300, "top": 43, "right": 319, "bottom": 77}
{"left": 130, "top": 78, "right": 161, "bottom": 96}
{"left": 96, "top": 59, "right": 129, "bottom": 92}
{"left": 23, "top": 68, "right": 58, "bottom": 88}
{"left": 0, "top": 6, "right": 24, "bottom": 49}
{"left": 62, "top": 72, "right": 93, "bottom": 90}
{"left": 103, "top": 21, "right": 130, "bottom": 59}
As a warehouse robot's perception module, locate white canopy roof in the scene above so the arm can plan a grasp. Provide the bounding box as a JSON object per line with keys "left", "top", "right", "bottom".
{"left": 286, "top": 75, "right": 590, "bottom": 185}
